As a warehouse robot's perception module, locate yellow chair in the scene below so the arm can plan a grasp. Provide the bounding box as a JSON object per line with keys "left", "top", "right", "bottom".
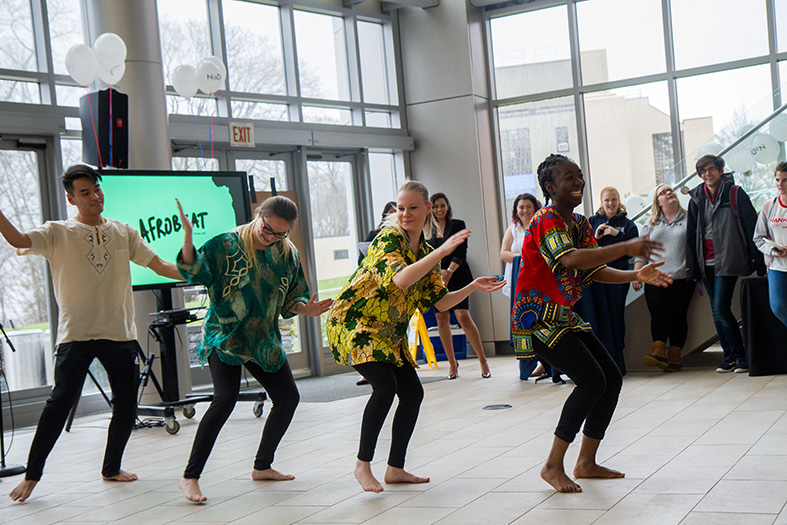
{"left": 409, "top": 309, "right": 438, "bottom": 368}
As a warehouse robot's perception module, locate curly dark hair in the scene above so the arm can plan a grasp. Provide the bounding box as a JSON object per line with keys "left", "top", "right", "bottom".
{"left": 511, "top": 193, "right": 542, "bottom": 225}
{"left": 536, "top": 154, "right": 570, "bottom": 204}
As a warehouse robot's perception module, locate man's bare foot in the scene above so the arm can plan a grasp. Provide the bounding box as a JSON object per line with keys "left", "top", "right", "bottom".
{"left": 573, "top": 462, "right": 625, "bottom": 479}
{"left": 354, "top": 460, "right": 383, "bottom": 493}
{"left": 384, "top": 466, "right": 430, "bottom": 485}
{"left": 541, "top": 464, "right": 582, "bottom": 493}
{"left": 179, "top": 478, "right": 207, "bottom": 503}
{"left": 9, "top": 480, "right": 38, "bottom": 502}
{"left": 252, "top": 468, "right": 295, "bottom": 481}
{"left": 102, "top": 469, "right": 138, "bottom": 482}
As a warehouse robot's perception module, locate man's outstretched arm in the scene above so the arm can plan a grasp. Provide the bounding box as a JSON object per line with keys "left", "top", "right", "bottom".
{"left": 0, "top": 210, "right": 31, "bottom": 249}
{"left": 147, "top": 256, "right": 183, "bottom": 281}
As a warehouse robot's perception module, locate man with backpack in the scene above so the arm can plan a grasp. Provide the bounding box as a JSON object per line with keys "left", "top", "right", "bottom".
{"left": 686, "top": 155, "right": 765, "bottom": 373}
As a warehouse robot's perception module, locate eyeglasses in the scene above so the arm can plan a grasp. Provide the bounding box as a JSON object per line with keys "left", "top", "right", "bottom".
{"left": 699, "top": 166, "right": 718, "bottom": 175}
{"left": 657, "top": 187, "right": 674, "bottom": 197}
{"left": 261, "top": 218, "right": 290, "bottom": 240}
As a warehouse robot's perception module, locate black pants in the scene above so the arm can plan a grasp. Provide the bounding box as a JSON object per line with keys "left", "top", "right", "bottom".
{"left": 353, "top": 361, "right": 423, "bottom": 469}
{"left": 25, "top": 340, "right": 140, "bottom": 481}
{"left": 643, "top": 278, "right": 696, "bottom": 348}
{"left": 533, "top": 331, "right": 622, "bottom": 443}
{"left": 183, "top": 351, "right": 299, "bottom": 479}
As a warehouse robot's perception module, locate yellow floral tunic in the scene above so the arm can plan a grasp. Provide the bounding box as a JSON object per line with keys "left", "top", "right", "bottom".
{"left": 327, "top": 228, "right": 448, "bottom": 367}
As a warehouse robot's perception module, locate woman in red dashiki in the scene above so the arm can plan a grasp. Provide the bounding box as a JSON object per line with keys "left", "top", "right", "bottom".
{"left": 512, "top": 154, "right": 672, "bottom": 494}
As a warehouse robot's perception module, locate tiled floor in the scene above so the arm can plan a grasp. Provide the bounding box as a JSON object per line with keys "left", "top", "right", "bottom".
{"left": 3, "top": 347, "right": 787, "bottom": 524}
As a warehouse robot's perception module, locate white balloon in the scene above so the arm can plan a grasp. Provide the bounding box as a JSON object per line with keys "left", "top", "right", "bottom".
{"left": 203, "top": 56, "right": 227, "bottom": 79}
{"left": 197, "top": 57, "right": 225, "bottom": 94}
{"left": 93, "top": 33, "right": 127, "bottom": 72}
{"left": 737, "top": 124, "right": 755, "bottom": 138}
{"left": 622, "top": 194, "right": 647, "bottom": 216}
{"left": 171, "top": 64, "right": 199, "bottom": 99}
{"left": 724, "top": 146, "right": 754, "bottom": 173}
{"left": 696, "top": 142, "right": 723, "bottom": 159}
{"left": 65, "top": 44, "right": 99, "bottom": 86}
{"left": 749, "top": 132, "right": 780, "bottom": 164}
{"left": 769, "top": 113, "right": 787, "bottom": 142}
{"left": 99, "top": 62, "right": 125, "bottom": 85}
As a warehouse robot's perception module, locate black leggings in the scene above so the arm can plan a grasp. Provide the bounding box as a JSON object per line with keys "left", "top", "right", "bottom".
{"left": 352, "top": 362, "right": 423, "bottom": 469}
{"left": 643, "top": 279, "right": 696, "bottom": 348}
{"left": 183, "top": 351, "right": 299, "bottom": 479}
{"left": 26, "top": 340, "right": 140, "bottom": 481}
{"left": 533, "top": 331, "right": 622, "bottom": 443}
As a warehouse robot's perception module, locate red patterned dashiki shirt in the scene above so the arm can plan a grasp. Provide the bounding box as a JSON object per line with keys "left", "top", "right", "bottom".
{"left": 511, "top": 205, "right": 605, "bottom": 358}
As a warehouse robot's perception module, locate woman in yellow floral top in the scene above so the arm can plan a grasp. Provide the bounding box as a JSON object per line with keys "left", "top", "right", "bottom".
{"left": 327, "top": 181, "right": 504, "bottom": 493}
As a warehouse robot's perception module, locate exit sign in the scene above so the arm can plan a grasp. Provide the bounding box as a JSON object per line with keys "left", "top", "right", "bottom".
{"left": 230, "top": 122, "right": 255, "bottom": 148}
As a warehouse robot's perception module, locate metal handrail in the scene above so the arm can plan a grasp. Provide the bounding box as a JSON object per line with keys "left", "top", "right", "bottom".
{"left": 631, "top": 99, "right": 787, "bottom": 222}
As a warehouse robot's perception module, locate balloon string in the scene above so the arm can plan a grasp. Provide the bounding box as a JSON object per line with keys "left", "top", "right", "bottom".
{"left": 85, "top": 88, "right": 103, "bottom": 167}
{"left": 209, "top": 94, "right": 215, "bottom": 161}
{"left": 109, "top": 86, "right": 113, "bottom": 167}
{"left": 191, "top": 113, "right": 206, "bottom": 170}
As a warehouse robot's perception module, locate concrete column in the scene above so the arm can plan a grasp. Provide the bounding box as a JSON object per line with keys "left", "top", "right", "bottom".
{"left": 398, "top": 3, "right": 508, "bottom": 351}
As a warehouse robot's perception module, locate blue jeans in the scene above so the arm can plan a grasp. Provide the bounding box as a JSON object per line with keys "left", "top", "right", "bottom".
{"left": 703, "top": 267, "right": 745, "bottom": 363}
{"left": 769, "top": 269, "right": 787, "bottom": 328}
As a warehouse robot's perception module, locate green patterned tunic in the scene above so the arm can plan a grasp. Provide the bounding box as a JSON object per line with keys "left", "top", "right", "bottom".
{"left": 327, "top": 227, "right": 448, "bottom": 367}
{"left": 177, "top": 232, "right": 310, "bottom": 372}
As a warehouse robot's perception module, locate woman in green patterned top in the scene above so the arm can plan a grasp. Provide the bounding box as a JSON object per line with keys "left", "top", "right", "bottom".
{"left": 175, "top": 196, "right": 332, "bottom": 503}
{"left": 327, "top": 181, "right": 505, "bottom": 493}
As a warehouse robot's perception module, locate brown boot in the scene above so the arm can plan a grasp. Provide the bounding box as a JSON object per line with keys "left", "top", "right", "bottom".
{"left": 642, "top": 341, "right": 668, "bottom": 369}
{"left": 665, "top": 346, "right": 682, "bottom": 372}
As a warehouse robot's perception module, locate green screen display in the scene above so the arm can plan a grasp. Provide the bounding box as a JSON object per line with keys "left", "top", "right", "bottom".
{"left": 100, "top": 171, "right": 251, "bottom": 290}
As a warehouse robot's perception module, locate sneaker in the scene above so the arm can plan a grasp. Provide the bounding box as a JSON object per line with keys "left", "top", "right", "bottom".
{"left": 734, "top": 360, "right": 749, "bottom": 374}
{"left": 716, "top": 360, "right": 735, "bottom": 373}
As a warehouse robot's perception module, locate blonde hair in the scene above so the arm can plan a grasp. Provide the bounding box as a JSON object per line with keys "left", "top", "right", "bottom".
{"left": 648, "top": 184, "right": 687, "bottom": 225}
{"left": 596, "top": 186, "right": 627, "bottom": 215}
{"left": 236, "top": 196, "right": 298, "bottom": 271}
{"left": 384, "top": 181, "right": 437, "bottom": 248}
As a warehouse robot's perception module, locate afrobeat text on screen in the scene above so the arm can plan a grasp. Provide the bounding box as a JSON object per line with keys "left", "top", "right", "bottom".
{"left": 138, "top": 212, "right": 209, "bottom": 243}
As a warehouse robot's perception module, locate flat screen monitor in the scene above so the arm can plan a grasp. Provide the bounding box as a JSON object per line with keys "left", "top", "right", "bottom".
{"left": 99, "top": 170, "right": 252, "bottom": 291}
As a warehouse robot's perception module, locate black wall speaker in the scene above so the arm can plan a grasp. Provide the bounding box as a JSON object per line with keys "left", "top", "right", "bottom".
{"left": 79, "top": 88, "right": 129, "bottom": 168}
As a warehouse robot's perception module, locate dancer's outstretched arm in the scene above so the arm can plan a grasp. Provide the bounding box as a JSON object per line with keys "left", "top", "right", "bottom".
{"left": 0, "top": 209, "right": 31, "bottom": 249}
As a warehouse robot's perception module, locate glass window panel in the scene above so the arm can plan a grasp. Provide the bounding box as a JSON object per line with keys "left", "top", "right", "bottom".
{"left": 584, "top": 82, "right": 671, "bottom": 210}
{"left": 0, "top": 149, "right": 51, "bottom": 390}
{"left": 365, "top": 111, "right": 392, "bottom": 128}
{"left": 47, "top": 0, "right": 84, "bottom": 76}
{"left": 223, "top": 0, "right": 286, "bottom": 96}
{"left": 230, "top": 100, "right": 289, "bottom": 121}
{"left": 55, "top": 84, "right": 85, "bottom": 107}
{"left": 157, "top": 0, "right": 212, "bottom": 91}
{"left": 490, "top": 5, "right": 571, "bottom": 98}
{"left": 172, "top": 156, "right": 219, "bottom": 171}
{"left": 166, "top": 93, "right": 217, "bottom": 117}
{"left": 234, "top": 158, "right": 287, "bottom": 192}
{"left": 671, "top": 0, "right": 767, "bottom": 71}
{"left": 358, "top": 21, "right": 390, "bottom": 105}
{"left": 576, "top": 0, "right": 665, "bottom": 84}
{"left": 0, "top": 79, "right": 41, "bottom": 103}
{"left": 368, "top": 152, "right": 400, "bottom": 231}
{"left": 294, "top": 10, "right": 351, "bottom": 101}
{"left": 497, "top": 96, "right": 577, "bottom": 212}
{"left": 777, "top": 0, "right": 787, "bottom": 53}
{"left": 0, "top": 0, "right": 37, "bottom": 71}
{"left": 302, "top": 105, "right": 352, "bottom": 125}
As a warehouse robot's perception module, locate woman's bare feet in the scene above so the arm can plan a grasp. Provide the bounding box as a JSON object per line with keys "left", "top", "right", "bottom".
{"left": 354, "top": 460, "right": 383, "bottom": 493}
{"left": 179, "top": 478, "right": 207, "bottom": 503}
{"left": 384, "top": 466, "right": 430, "bottom": 485}
{"left": 573, "top": 462, "right": 625, "bottom": 479}
{"left": 102, "top": 470, "right": 138, "bottom": 482}
{"left": 252, "top": 468, "right": 295, "bottom": 481}
{"left": 540, "top": 463, "right": 582, "bottom": 493}
{"left": 9, "top": 480, "right": 38, "bottom": 502}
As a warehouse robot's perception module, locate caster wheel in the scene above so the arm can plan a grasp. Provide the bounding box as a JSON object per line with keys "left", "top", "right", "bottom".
{"left": 182, "top": 405, "right": 196, "bottom": 419}
{"left": 165, "top": 417, "right": 180, "bottom": 435}
{"left": 253, "top": 401, "right": 264, "bottom": 418}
